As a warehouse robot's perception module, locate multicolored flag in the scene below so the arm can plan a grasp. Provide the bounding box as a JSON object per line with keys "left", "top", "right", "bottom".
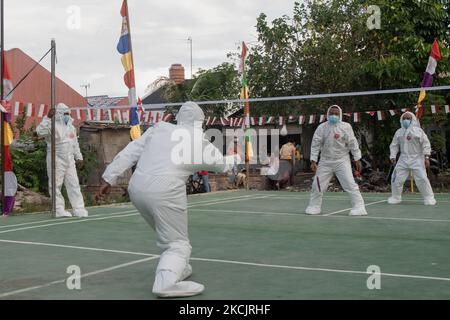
{"left": 117, "top": 0, "right": 140, "bottom": 140}
{"left": 240, "top": 41, "right": 253, "bottom": 163}
{"left": 416, "top": 39, "right": 442, "bottom": 119}
{"left": 1, "top": 53, "right": 18, "bottom": 215}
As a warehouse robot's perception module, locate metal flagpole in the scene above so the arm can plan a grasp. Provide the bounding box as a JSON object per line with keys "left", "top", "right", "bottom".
{"left": 1, "top": 0, "right": 5, "bottom": 215}
{"left": 51, "top": 39, "right": 56, "bottom": 218}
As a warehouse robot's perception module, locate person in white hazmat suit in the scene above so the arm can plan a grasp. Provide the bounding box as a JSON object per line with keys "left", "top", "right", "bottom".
{"left": 388, "top": 111, "right": 436, "bottom": 205}
{"left": 97, "top": 101, "right": 239, "bottom": 298}
{"left": 36, "top": 103, "right": 88, "bottom": 218}
{"left": 305, "top": 105, "right": 367, "bottom": 216}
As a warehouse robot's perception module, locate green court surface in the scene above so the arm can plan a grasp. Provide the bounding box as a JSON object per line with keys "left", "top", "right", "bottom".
{"left": 0, "top": 191, "right": 449, "bottom": 300}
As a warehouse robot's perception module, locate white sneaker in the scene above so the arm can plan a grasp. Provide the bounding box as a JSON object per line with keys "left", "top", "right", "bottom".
{"left": 305, "top": 207, "right": 321, "bottom": 215}
{"left": 55, "top": 211, "right": 72, "bottom": 218}
{"left": 388, "top": 197, "right": 402, "bottom": 204}
{"left": 153, "top": 281, "right": 205, "bottom": 298}
{"left": 349, "top": 207, "right": 368, "bottom": 216}
{"left": 179, "top": 264, "right": 192, "bottom": 281}
{"left": 424, "top": 198, "right": 437, "bottom": 206}
{"left": 72, "top": 208, "right": 89, "bottom": 218}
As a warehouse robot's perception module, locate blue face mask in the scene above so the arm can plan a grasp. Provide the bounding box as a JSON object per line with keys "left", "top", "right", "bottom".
{"left": 328, "top": 115, "right": 339, "bottom": 125}
{"left": 402, "top": 119, "right": 411, "bottom": 129}
{"left": 63, "top": 115, "right": 70, "bottom": 125}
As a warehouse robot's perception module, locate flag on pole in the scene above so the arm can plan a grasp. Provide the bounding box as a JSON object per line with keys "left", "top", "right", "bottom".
{"left": 416, "top": 39, "right": 442, "bottom": 119}
{"left": 117, "top": 0, "right": 140, "bottom": 140}
{"left": 1, "top": 55, "right": 18, "bottom": 215}
{"left": 240, "top": 41, "right": 253, "bottom": 164}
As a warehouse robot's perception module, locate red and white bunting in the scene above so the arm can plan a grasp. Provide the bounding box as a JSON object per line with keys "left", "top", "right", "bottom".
{"left": 37, "top": 104, "right": 48, "bottom": 118}
{"left": 249, "top": 117, "right": 256, "bottom": 126}
{"left": 76, "top": 108, "right": 82, "bottom": 120}
{"left": 389, "top": 110, "right": 396, "bottom": 116}
{"left": 122, "top": 111, "right": 129, "bottom": 123}
{"left": 299, "top": 115, "right": 306, "bottom": 125}
{"left": 308, "top": 115, "right": 316, "bottom": 124}
{"left": 144, "top": 111, "right": 151, "bottom": 123}
{"left": 377, "top": 111, "right": 385, "bottom": 121}
{"left": 258, "top": 117, "right": 265, "bottom": 126}
{"left": 211, "top": 117, "right": 217, "bottom": 125}
{"left": 353, "top": 112, "right": 361, "bottom": 123}
{"left": 14, "top": 102, "right": 20, "bottom": 116}
{"left": 278, "top": 116, "right": 284, "bottom": 126}
{"left": 26, "top": 103, "right": 34, "bottom": 117}
{"left": 445, "top": 105, "right": 450, "bottom": 114}
{"left": 237, "top": 118, "right": 243, "bottom": 128}
{"left": 163, "top": 113, "right": 172, "bottom": 122}
{"left": 95, "top": 109, "right": 102, "bottom": 121}
{"left": 366, "top": 111, "right": 376, "bottom": 117}
{"left": 138, "top": 110, "right": 143, "bottom": 122}
{"left": 154, "top": 112, "right": 161, "bottom": 123}
{"left": 430, "top": 105, "right": 440, "bottom": 114}
{"left": 319, "top": 114, "right": 326, "bottom": 123}
{"left": 220, "top": 117, "right": 229, "bottom": 126}
{"left": 266, "top": 116, "right": 274, "bottom": 124}
{"left": 87, "top": 108, "right": 94, "bottom": 121}
{"left": 288, "top": 115, "right": 296, "bottom": 123}
{"left": 116, "top": 110, "right": 123, "bottom": 123}
{"left": 107, "top": 109, "right": 113, "bottom": 122}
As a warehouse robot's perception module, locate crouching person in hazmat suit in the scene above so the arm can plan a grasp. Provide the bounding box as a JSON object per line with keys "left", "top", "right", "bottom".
{"left": 36, "top": 103, "right": 88, "bottom": 218}
{"left": 305, "top": 105, "right": 367, "bottom": 216}
{"left": 388, "top": 111, "right": 436, "bottom": 205}
{"left": 97, "top": 102, "right": 239, "bottom": 298}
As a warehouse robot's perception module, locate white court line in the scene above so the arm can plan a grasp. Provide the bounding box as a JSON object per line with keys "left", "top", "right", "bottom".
{"left": 0, "top": 209, "right": 136, "bottom": 229}
{"left": 1, "top": 238, "right": 450, "bottom": 293}
{"left": 188, "top": 194, "right": 256, "bottom": 205}
{"left": 0, "top": 194, "right": 266, "bottom": 234}
{"left": 187, "top": 195, "right": 270, "bottom": 208}
{"left": 0, "top": 256, "right": 158, "bottom": 299}
{"left": 258, "top": 194, "right": 450, "bottom": 203}
{"left": 190, "top": 208, "right": 450, "bottom": 223}
{"left": 0, "top": 239, "right": 158, "bottom": 257}
{"left": 0, "top": 213, "right": 139, "bottom": 235}
{"left": 323, "top": 200, "right": 387, "bottom": 216}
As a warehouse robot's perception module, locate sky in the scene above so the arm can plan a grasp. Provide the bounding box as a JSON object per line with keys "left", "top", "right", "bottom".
{"left": 5, "top": 0, "right": 296, "bottom": 99}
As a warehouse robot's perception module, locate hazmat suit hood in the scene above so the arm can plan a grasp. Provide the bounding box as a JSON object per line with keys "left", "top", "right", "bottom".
{"left": 400, "top": 111, "right": 420, "bottom": 129}
{"left": 327, "top": 105, "right": 343, "bottom": 121}
{"left": 176, "top": 101, "right": 205, "bottom": 128}
{"left": 55, "top": 103, "right": 72, "bottom": 124}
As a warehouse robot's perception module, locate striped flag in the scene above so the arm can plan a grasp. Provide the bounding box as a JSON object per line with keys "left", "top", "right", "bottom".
{"left": 258, "top": 117, "right": 265, "bottom": 126}
{"left": 278, "top": 116, "right": 284, "bottom": 126}
{"left": 309, "top": 115, "right": 316, "bottom": 124}
{"left": 37, "top": 104, "right": 48, "bottom": 118}
{"left": 76, "top": 108, "right": 82, "bottom": 120}
{"left": 445, "top": 105, "right": 450, "bottom": 114}
{"left": 26, "top": 103, "right": 34, "bottom": 117}
{"left": 299, "top": 115, "right": 306, "bottom": 125}
{"left": 377, "top": 111, "right": 385, "bottom": 121}
{"left": 319, "top": 115, "right": 326, "bottom": 123}
{"left": 430, "top": 105, "right": 439, "bottom": 114}
{"left": 14, "top": 102, "right": 20, "bottom": 116}
{"left": 2, "top": 53, "right": 13, "bottom": 102}
{"left": 353, "top": 112, "right": 361, "bottom": 123}
{"left": 389, "top": 110, "right": 396, "bottom": 116}
{"left": 416, "top": 39, "right": 442, "bottom": 119}
{"left": 87, "top": 108, "right": 94, "bottom": 121}
{"left": 266, "top": 116, "right": 274, "bottom": 124}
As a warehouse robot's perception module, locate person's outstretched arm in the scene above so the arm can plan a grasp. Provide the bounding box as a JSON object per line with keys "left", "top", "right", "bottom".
{"left": 102, "top": 127, "right": 154, "bottom": 186}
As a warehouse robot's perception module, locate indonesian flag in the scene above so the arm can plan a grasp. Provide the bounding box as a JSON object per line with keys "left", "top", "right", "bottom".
{"left": 87, "top": 108, "right": 94, "bottom": 121}
{"left": 278, "top": 116, "right": 284, "bottom": 126}
{"left": 163, "top": 113, "right": 172, "bottom": 122}
{"left": 144, "top": 111, "right": 151, "bottom": 123}
{"left": 25, "top": 103, "right": 34, "bottom": 117}
{"left": 353, "top": 112, "right": 361, "bottom": 123}
{"left": 37, "top": 104, "right": 48, "bottom": 118}
{"left": 431, "top": 105, "right": 440, "bottom": 114}
{"left": 445, "top": 105, "right": 450, "bottom": 114}
{"left": 250, "top": 117, "right": 256, "bottom": 126}
{"left": 76, "top": 108, "right": 82, "bottom": 120}
{"left": 299, "top": 115, "right": 306, "bottom": 125}
{"left": 389, "top": 110, "right": 396, "bottom": 116}
{"left": 319, "top": 115, "right": 326, "bottom": 123}
{"left": 417, "top": 39, "right": 442, "bottom": 119}
{"left": 116, "top": 110, "right": 123, "bottom": 123}
{"left": 266, "top": 116, "right": 274, "bottom": 124}
{"left": 258, "top": 117, "right": 265, "bottom": 126}
{"left": 107, "top": 109, "right": 113, "bottom": 122}
{"left": 377, "top": 111, "right": 385, "bottom": 120}
{"left": 308, "top": 115, "right": 316, "bottom": 124}
{"left": 14, "top": 102, "right": 21, "bottom": 116}
{"left": 123, "top": 110, "right": 130, "bottom": 123}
